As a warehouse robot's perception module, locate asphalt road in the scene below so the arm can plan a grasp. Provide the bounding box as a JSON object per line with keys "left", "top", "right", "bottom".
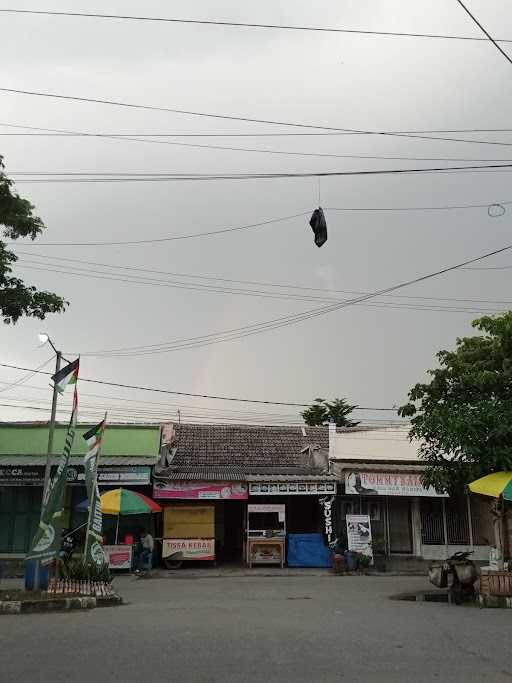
{"left": 1, "top": 574, "right": 511, "bottom": 682}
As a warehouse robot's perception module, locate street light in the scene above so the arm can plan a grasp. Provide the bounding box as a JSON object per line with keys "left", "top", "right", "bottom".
{"left": 38, "top": 332, "right": 58, "bottom": 354}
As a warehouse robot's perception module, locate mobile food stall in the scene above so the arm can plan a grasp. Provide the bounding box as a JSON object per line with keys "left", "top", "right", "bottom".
{"left": 162, "top": 503, "right": 215, "bottom": 568}
{"left": 246, "top": 504, "right": 286, "bottom": 568}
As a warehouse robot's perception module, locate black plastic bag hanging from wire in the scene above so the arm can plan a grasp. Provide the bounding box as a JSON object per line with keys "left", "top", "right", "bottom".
{"left": 309, "top": 207, "right": 327, "bottom": 247}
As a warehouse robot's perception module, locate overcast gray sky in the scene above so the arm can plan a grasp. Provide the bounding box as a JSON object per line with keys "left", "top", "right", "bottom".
{"left": 1, "top": 1, "right": 512, "bottom": 426}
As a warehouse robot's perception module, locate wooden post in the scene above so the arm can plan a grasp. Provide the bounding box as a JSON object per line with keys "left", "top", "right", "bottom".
{"left": 466, "top": 494, "right": 474, "bottom": 549}
{"left": 442, "top": 498, "right": 449, "bottom": 554}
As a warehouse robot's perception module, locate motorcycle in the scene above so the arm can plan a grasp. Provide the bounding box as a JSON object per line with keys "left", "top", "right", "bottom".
{"left": 429, "top": 550, "right": 478, "bottom": 604}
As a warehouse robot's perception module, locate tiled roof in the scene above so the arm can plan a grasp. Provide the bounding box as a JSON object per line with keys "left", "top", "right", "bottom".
{"left": 168, "top": 423, "right": 330, "bottom": 472}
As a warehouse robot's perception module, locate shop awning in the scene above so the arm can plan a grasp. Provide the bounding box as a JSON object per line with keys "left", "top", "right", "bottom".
{"left": 154, "top": 465, "right": 245, "bottom": 482}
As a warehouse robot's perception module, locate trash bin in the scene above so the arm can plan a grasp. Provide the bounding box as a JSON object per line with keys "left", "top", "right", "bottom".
{"left": 24, "top": 559, "right": 50, "bottom": 591}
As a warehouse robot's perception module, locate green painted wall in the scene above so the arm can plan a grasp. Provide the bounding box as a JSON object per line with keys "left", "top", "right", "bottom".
{"left": 0, "top": 424, "right": 161, "bottom": 456}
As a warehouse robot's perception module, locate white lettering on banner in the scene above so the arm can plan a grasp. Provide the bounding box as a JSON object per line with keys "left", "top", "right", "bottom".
{"left": 320, "top": 496, "right": 335, "bottom": 543}
{"left": 344, "top": 471, "right": 447, "bottom": 497}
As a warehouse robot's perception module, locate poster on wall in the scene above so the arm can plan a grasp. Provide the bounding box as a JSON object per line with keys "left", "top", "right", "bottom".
{"left": 346, "top": 514, "right": 373, "bottom": 562}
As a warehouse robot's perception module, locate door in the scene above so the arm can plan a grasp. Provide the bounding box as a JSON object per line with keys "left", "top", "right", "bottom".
{"left": 387, "top": 498, "right": 413, "bottom": 554}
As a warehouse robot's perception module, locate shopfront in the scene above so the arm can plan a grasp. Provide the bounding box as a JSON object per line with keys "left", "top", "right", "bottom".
{"left": 0, "top": 462, "right": 154, "bottom": 555}
{"left": 153, "top": 478, "right": 249, "bottom": 565}
{"left": 247, "top": 476, "right": 337, "bottom": 566}
{"left": 336, "top": 468, "right": 491, "bottom": 561}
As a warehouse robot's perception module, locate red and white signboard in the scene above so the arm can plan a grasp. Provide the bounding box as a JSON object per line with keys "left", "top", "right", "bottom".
{"left": 154, "top": 481, "right": 248, "bottom": 500}
{"left": 345, "top": 471, "right": 447, "bottom": 497}
{"left": 162, "top": 539, "right": 215, "bottom": 561}
{"left": 103, "top": 544, "right": 133, "bottom": 570}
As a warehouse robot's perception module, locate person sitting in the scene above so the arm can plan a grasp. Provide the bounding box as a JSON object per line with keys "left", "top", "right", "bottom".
{"left": 136, "top": 529, "right": 154, "bottom": 573}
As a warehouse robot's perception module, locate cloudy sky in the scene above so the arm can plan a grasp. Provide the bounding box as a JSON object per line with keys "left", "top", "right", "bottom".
{"left": 1, "top": 1, "right": 511, "bottom": 426}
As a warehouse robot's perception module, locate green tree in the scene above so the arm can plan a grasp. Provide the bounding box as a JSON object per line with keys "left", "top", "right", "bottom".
{"left": 0, "top": 156, "right": 67, "bottom": 323}
{"left": 399, "top": 312, "right": 512, "bottom": 493}
{"left": 302, "top": 397, "right": 359, "bottom": 427}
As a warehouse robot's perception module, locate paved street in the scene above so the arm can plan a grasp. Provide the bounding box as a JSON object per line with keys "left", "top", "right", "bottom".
{"left": 1, "top": 574, "right": 511, "bottom": 682}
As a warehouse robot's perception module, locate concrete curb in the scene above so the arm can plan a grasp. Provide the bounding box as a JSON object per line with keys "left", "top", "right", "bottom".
{"left": 0, "top": 594, "right": 122, "bottom": 615}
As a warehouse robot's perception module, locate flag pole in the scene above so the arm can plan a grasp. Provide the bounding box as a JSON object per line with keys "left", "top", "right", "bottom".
{"left": 83, "top": 412, "right": 107, "bottom": 564}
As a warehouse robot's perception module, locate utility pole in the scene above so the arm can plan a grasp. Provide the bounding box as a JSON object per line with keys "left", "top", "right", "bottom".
{"left": 42, "top": 349, "right": 61, "bottom": 505}
{"left": 32, "top": 335, "right": 61, "bottom": 591}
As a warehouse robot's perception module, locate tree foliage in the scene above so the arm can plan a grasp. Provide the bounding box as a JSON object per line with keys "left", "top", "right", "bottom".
{"left": 0, "top": 155, "right": 67, "bottom": 323}
{"left": 399, "top": 313, "right": 512, "bottom": 492}
{"left": 302, "top": 397, "right": 359, "bottom": 427}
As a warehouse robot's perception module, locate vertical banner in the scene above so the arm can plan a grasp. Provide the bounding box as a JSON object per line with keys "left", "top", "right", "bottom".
{"left": 27, "top": 388, "right": 78, "bottom": 564}
{"left": 319, "top": 495, "right": 335, "bottom": 545}
{"left": 346, "top": 514, "right": 373, "bottom": 562}
{"left": 83, "top": 418, "right": 108, "bottom": 567}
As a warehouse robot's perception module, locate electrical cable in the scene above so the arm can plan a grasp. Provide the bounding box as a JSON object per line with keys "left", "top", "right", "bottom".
{"left": 6, "top": 122, "right": 512, "bottom": 137}
{"left": 6, "top": 86, "right": 512, "bottom": 148}
{"left": 0, "top": 362, "right": 397, "bottom": 409}
{"left": 3, "top": 122, "right": 512, "bottom": 163}
{"left": 0, "top": 356, "right": 54, "bottom": 394}
{"left": 454, "top": 0, "right": 512, "bottom": 66}
{"left": 7, "top": 212, "right": 310, "bottom": 246}
{"left": 58, "top": 240, "right": 512, "bottom": 357}
{"left": 14, "top": 249, "right": 512, "bottom": 306}
{"left": 13, "top": 261, "right": 508, "bottom": 314}
{"left": 9, "top": 163, "right": 512, "bottom": 191}
{"left": 1, "top": 8, "right": 511, "bottom": 44}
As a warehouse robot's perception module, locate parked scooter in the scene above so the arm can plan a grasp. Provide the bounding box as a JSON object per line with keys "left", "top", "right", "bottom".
{"left": 429, "top": 551, "right": 478, "bottom": 604}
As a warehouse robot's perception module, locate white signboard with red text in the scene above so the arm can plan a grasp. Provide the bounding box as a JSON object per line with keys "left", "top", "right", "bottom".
{"left": 103, "top": 544, "right": 133, "bottom": 570}
{"left": 162, "top": 539, "right": 215, "bottom": 561}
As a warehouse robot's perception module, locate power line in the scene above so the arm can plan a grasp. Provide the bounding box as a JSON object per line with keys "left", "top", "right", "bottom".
{"left": 14, "top": 249, "right": 512, "bottom": 306}
{"left": 15, "top": 261, "right": 505, "bottom": 315}
{"left": 7, "top": 197, "right": 509, "bottom": 248}
{"left": 6, "top": 122, "right": 512, "bottom": 137}
{"left": 463, "top": 265, "right": 512, "bottom": 270}
{"left": 62, "top": 241, "right": 512, "bottom": 357}
{"left": 6, "top": 86, "right": 512, "bottom": 148}
{"left": 8, "top": 212, "right": 310, "bottom": 246}
{"left": 0, "top": 362, "right": 397, "bottom": 409}
{"left": 3, "top": 122, "right": 512, "bottom": 162}
{"left": 0, "top": 356, "right": 53, "bottom": 395}
{"left": 1, "top": 8, "right": 512, "bottom": 44}
{"left": 9, "top": 163, "right": 512, "bottom": 189}
{"left": 455, "top": 0, "right": 512, "bottom": 66}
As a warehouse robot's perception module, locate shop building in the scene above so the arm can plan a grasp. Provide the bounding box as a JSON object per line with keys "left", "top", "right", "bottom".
{"left": 154, "top": 423, "right": 336, "bottom": 567}
{"left": 329, "top": 424, "right": 493, "bottom": 565}
{"left": 0, "top": 422, "right": 161, "bottom": 559}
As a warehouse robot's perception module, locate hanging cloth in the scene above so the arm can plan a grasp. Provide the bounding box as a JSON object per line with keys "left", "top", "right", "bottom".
{"left": 309, "top": 207, "right": 328, "bottom": 247}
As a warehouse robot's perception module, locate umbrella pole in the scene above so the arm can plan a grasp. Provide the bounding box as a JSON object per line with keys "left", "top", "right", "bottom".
{"left": 115, "top": 514, "right": 120, "bottom": 545}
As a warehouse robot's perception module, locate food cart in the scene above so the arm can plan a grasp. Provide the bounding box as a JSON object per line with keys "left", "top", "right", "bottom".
{"left": 162, "top": 503, "right": 215, "bottom": 568}
{"left": 246, "top": 504, "right": 286, "bottom": 568}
